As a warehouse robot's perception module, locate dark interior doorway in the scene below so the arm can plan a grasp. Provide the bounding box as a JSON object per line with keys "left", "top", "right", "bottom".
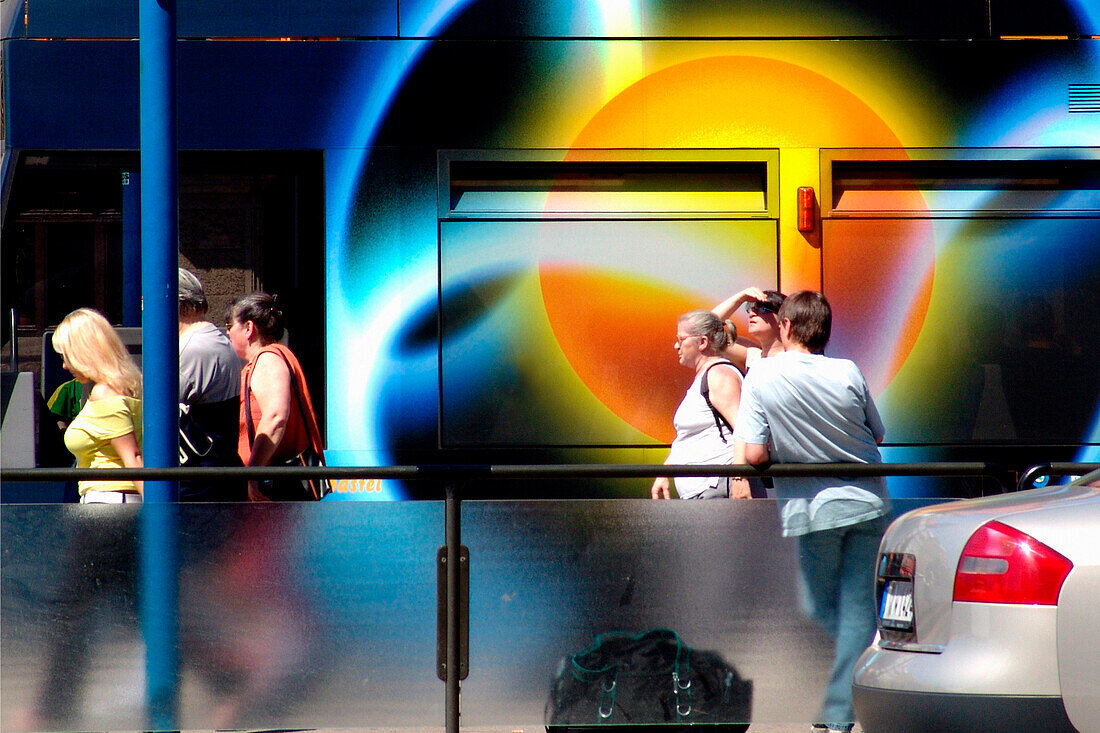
{"left": 1, "top": 149, "right": 326, "bottom": 432}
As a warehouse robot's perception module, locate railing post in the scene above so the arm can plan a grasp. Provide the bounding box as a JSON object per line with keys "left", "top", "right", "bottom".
{"left": 436, "top": 471, "right": 472, "bottom": 733}
{"left": 445, "top": 480, "right": 462, "bottom": 733}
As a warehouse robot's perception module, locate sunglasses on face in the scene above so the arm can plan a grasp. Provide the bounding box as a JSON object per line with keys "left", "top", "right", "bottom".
{"left": 745, "top": 302, "right": 778, "bottom": 317}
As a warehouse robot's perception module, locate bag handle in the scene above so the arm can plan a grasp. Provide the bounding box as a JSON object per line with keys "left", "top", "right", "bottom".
{"left": 566, "top": 629, "right": 694, "bottom": 725}
{"left": 570, "top": 628, "right": 689, "bottom": 677}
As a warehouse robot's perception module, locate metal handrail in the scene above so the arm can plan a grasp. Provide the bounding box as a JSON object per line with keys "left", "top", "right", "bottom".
{"left": 0, "top": 460, "right": 1012, "bottom": 488}
{"left": 1, "top": 461, "right": 1015, "bottom": 493}
{"left": 0, "top": 465, "right": 423, "bottom": 482}
{"left": 489, "top": 462, "right": 1013, "bottom": 489}
{"left": 1017, "top": 462, "right": 1100, "bottom": 492}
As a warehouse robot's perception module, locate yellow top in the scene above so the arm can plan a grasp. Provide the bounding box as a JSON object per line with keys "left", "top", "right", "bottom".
{"left": 64, "top": 395, "right": 143, "bottom": 494}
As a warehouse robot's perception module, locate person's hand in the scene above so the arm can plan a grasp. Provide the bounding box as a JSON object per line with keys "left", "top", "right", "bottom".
{"left": 651, "top": 477, "right": 671, "bottom": 500}
{"left": 736, "top": 286, "right": 768, "bottom": 305}
{"left": 729, "top": 477, "right": 752, "bottom": 499}
{"left": 714, "top": 286, "right": 770, "bottom": 320}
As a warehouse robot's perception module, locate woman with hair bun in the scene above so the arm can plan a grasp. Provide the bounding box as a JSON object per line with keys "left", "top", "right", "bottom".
{"left": 651, "top": 310, "right": 745, "bottom": 500}
{"left": 51, "top": 308, "right": 144, "bottom": 502}
{"left": 226, "top": 292, "right": 325, "bottom": 501}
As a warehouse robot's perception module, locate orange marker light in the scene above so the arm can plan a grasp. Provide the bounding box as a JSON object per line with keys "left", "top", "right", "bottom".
{"left": 797, "top": 186, "right": 816, "bottom": 232}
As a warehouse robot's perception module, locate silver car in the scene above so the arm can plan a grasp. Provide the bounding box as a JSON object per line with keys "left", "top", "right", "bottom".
{"left": 853, "top": 469, "right": 1100, "bottom": 733}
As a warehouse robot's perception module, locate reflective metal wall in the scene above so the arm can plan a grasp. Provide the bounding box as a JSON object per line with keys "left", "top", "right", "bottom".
{"left": 460, "top": 499, "right": 833, "bottom": 727}
{"left": 2, "top": 498, "right": 948, "bottom": 730}
{"left": 1, "top": 502, "right": 443, "bottom": 731}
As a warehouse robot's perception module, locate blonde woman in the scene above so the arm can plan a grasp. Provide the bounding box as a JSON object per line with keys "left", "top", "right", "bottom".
{"left": 52, "top": 308, "right": 144, "bottom": 502}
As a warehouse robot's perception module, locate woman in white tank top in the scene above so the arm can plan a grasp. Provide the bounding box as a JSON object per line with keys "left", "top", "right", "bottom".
{"left": 651, "top": 310, "right": 744, "bottom": 500}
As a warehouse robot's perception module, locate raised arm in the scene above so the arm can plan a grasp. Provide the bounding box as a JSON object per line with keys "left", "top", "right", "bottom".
{"left": 712, "top": 286, "right": 769, "bottom": 320}
{"left": 719, "top": 340, "right": 751, "bottom": 374}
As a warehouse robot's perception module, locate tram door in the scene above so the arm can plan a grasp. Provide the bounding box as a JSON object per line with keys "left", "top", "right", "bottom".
{"left": 437, "top": 152, "right": 780, "bottom": 449}
{"left": 821, "top": 152, "right": 1100, "bottom": 447}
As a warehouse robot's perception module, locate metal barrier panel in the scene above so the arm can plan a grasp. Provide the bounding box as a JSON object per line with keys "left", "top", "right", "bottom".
{"left": 1, "top": 502, "right": 444, "bottom": 731}
{"left": 459, "top": 497, "right": 943, "bottom": 729}
{"left": 2, "top": 490, "right": 963, "bottom": 731}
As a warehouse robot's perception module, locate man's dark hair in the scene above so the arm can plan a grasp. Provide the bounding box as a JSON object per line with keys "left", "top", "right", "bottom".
{"left": 777, "top": 290, "right": 831, "bottom": 352}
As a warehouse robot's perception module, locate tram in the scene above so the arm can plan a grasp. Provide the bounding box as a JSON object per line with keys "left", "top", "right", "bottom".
{"left": 3, "top": 0, "right": 1099, "bottom": 499}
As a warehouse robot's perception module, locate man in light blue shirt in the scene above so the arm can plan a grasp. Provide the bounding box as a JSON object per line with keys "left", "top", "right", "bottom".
{"left": 733, "top": 290, "right": 888, "bottom": 733}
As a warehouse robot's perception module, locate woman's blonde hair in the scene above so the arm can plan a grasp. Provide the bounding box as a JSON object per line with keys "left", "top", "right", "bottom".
{"left": 52, "top": 308, "right": 142, "bottom": 398}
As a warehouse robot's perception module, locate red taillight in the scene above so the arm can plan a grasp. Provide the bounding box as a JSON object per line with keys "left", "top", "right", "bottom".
{"left": 953, "top": 521, "right": 1072, "bottom": 605}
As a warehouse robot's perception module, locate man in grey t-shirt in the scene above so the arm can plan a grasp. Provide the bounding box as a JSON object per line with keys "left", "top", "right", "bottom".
{"left": 733, "top": 290, "right": 887, "bottom": 733}
{"left": 178, "top": 268, "right": 245, "bottom": 501}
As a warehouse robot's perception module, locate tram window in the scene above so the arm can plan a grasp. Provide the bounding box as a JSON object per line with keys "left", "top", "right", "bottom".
{"left": 441, "top": 154, "right": 777, "bottom": 217}
{"left": 829, "top": 158, "right": 1100, "bottom": 215}
{"left": 823, "top": 215, "right": 1100, "bottom": 445}
{"left": 821, "top": 151, "right": 1100, "bottom": 445}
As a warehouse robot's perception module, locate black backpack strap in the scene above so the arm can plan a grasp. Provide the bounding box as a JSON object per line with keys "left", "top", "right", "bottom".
{"left": 700, "top": 360, "right": 742, "bottom": 443}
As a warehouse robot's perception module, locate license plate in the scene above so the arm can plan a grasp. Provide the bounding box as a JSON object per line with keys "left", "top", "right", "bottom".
{"left": 879, "top": 579, "right": 914, "bottom": 631}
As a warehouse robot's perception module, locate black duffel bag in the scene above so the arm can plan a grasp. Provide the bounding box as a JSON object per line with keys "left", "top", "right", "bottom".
{"left": 546, "top": 628, "right": 752, "bottom": 733}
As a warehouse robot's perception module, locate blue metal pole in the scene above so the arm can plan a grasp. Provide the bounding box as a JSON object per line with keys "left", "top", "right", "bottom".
{"left": 122, "top": 171, "right": 141, "bottom": 327}
{"left": 138, "top": 0, "right": 179, "bottom": 728}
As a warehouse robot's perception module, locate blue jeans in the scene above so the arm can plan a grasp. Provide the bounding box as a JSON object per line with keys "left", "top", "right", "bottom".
{"left": 797, "top": 516, "right": 887, "bottom": 730}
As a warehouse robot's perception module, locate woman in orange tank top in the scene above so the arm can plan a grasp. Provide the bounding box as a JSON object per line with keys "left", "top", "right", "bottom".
{"left": 227, "top": 292, "right": 323, "bottom": 501}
